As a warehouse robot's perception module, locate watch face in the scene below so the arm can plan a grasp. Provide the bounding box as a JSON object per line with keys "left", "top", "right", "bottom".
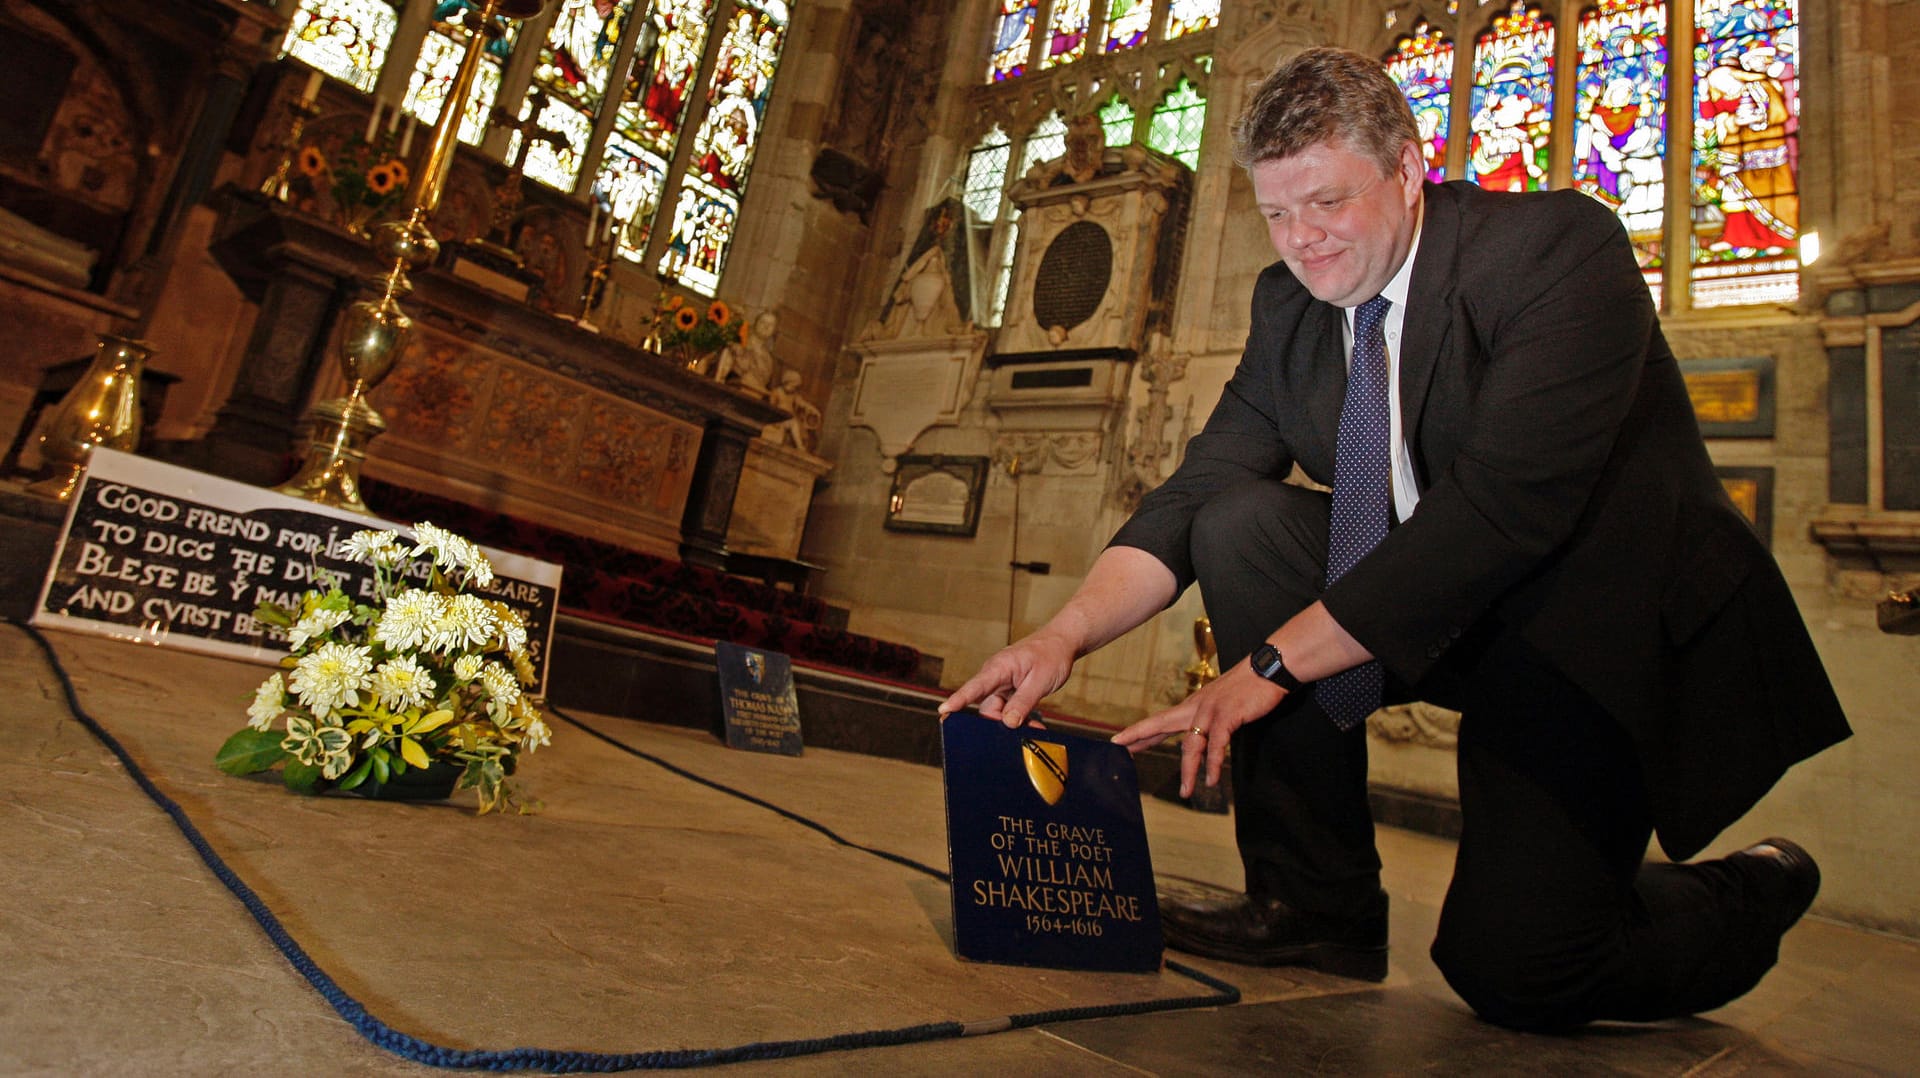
{"left": 1252, "top": 644, "right": 1281, "bottom": 677}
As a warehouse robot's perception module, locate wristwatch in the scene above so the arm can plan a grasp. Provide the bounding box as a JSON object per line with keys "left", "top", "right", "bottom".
{"left": 1249, "top": 643, "right": 1303, "bottom": 692}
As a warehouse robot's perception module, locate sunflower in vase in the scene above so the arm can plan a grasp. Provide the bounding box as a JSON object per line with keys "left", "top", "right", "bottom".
{"left": 295, "top": 132, "right": 411, "bottom": 235}
{"left": 656, "top": 293, "right": 748, "bottom": 374}
{"left": 215, "top": 522, "right": 550, "bottom": 814}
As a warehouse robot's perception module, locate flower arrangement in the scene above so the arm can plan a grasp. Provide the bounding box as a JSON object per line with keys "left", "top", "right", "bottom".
{"left": 654, "top": 292, "right": 748, "bottom": 367}
{"left": 295, "top": 133, "right": 411, "bottom": 234}
{"left": 215, "top": 522, "right": 550, "bottom": 814}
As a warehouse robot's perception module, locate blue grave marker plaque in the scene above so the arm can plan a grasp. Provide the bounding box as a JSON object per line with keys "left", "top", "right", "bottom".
{"left": 941, "top": 712, "right": 1163, "bottom": 972}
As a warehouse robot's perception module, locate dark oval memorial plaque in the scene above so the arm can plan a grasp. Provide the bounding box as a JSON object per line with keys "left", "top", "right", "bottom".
{"left": 1032, "top": 220, "right": 1112, "bottom": 332}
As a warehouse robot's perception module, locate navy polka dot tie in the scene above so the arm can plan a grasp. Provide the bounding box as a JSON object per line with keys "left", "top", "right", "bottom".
{"left": 1315, "top": 294, "right": 1393, "bottom": 731}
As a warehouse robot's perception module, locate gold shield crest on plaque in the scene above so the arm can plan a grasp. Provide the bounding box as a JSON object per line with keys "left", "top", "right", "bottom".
{"left": 1022, "top": 739, "right": 1068, "bottom": 806}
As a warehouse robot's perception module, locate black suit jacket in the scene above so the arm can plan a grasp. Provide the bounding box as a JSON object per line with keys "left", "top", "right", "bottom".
{"left": 1112, "top": 180, "right": 1849, "bottom": 859}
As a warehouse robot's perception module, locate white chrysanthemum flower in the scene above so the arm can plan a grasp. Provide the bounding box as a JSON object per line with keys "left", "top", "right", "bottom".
{"left": 430, "top": 593, "right": 496, "bottom": 654}
{"left": 479, "top": 660, "right": 521, "bottom": 701}
{"left": 342, "top": 528, "right": 403, "bottom": 565}
{"left": 410, "top": 521, "right": 467, "bottom": 573}
{"left": 371, "top": 655, "right": 437, "bottom": 713}
{"left": 520, "top": 713, "right": 551, "bottom": 752}
{"left": 247, "top": 673, "right": 286, "bottom": 731}
{"left": 282, "top": 715, "right": 354, "bottom": 778}
{"left": 493, "top": 605, "right": 528, "bottom": 652}
{"left": 462, "top": 542, "right": 495, "bottom": 588}
{"left": 288, "top": 642, "right": 373, "bottom": 720}
{"left": 375, "top": 590, "right": 443, "bottom": 653}
{"left": 453, "top": 654, "right": 483, "bottom": 683}
{"left": 286, "top": 606, "right": 351, "bottom": 651}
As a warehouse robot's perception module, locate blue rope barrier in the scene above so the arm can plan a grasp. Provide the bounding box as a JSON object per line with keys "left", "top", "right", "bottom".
{"left": 13, "top": 621, "right": 1239, "bottom": 1070}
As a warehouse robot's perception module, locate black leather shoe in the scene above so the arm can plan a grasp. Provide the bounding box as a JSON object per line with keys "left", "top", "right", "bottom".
{"left": 1158, "top": 879, "right": 1388, "bottom": 981}
{"left": 1727, "top": 836, "right": 1820, "bottom": 933}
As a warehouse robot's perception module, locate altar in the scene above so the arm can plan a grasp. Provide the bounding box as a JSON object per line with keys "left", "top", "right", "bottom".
{"left": 189, "top": 188, "right": 792, "bottom": 569}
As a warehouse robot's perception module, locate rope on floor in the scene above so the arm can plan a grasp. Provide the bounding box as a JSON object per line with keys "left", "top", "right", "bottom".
{"left": 13, "top": 620, "right": 1240, "bottom": 1071}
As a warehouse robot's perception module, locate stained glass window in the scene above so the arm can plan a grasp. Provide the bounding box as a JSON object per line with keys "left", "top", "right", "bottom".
{"left": 514, "top": 95, "right": 595, "bottom": 191}
{"left": 1575, "top": 0, "right": 1668, "bottom": 291}
{"left": 657, "top": 0, "right": 788, "bottom": 293}
{"left": 404, "top": 16, "right": 510, "bottom": 146}
{"left": 1147, "top": 77, "right": 1207, "bottom": 169}
{"left": 618, "top": 0, "right": 716, "bottom": 158}
{"left": 1164, "top": 0, "right": 1220, "bottom": 39}
{"left": 517, "top": 0, "right": 632, "bottom": 193}
{"left": 1385, "top": 20, "right": 1454, "bottom": 183}
{"left": 1104, "top": 0, "right": 1152, "bottom": 53}
{"left": 280, "top": 0, "right": 400, "bottom": 94}
{"left": 1467, "top": 2, "right": 1554, "bottom": 192}
{"left": 1691, "top": 0, "right": 1799, "bottom": 308}
{"left": 536, "top": 0, "right": 630, "bottom": 112}
{"left": 990, "top": 1, "right": 1040, "bottom": 81}
{"left": 1043, "top": 0, "right": 1092, "bottom": 69}
{"left": 597, "top": 136, "right": 670, "bottom": 258}
{"left": 1099, "top": 94, "right": 1136, "bottom": 148}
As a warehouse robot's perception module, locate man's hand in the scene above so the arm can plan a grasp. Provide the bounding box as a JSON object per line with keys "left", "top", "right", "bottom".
{"left": 938, "top": 630, "right": 1076, "bottom": 728}
{"left": 1112, "top": 660, "right": 1287, "bottom": 798}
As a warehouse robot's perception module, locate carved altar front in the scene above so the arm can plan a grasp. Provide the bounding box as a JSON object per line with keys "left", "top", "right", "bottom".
{"left": 199, "top": 190, "right": 786, "bottom": 564}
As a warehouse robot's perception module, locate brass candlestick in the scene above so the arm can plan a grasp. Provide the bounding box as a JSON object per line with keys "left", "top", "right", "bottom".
{"left": 575, "top": 215, "right": 621, "bottom": 332}
{"left": 259, "top": 97, "right": 323, "bottom": 203}
{"left": 276, "top": 0, "right": 548, "bottom": 513}
{"left": 29, "top": 334, "right": 155, "bottom": 502}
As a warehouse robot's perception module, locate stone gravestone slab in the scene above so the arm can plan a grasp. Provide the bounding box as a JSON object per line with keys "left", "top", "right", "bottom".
{"left": 941, "top": 712, "right": 1163, "bottom": 972}
{"left": 715, "top": 641, "right": 802, "bottom": 756}
{"left": 31, "top": 449, "right": 562, "bottom": 692}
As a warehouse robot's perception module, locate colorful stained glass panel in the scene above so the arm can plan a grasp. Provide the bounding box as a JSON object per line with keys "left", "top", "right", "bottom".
{"left": 1385, "top": 21, "right": 1454, "bottom": 182}
{"left": 686, "top": 1, "right": 786, "bottom": 192}
{"left": 619, "top": 0, "right": 715, "bottom": 157}
{"left": 281, "top": 0, "right": 400, "bottom": 94}
{"left": 1575, "top": 0, "right": 1669, "bottom": 289}
{"left": 1165, "top": 0, "right": 1221, "bottom": 39}
{"left": 514, "top": 97, "right": 595, "bottom": 192}
{"left": 1466, "top": 2, "right": 1555, "bottom": 192}
{"left": 536, "top": 0, "right": 631, "bottom": 112}
{"left": 1043, "top": 0, "right": 1091, "bottom": 69}
{"left": 1104, "top": 0, "right": 1151, "bottom": 53}
{"left": 1690, "top": 0, "right": 1799, "bottom": 307}
{"left": 404, "top": 24, "right": 504, "bottom": 146}
{"left": 657, "top": 174, "right": 738, "bottom": 295}
{"left": 990, "top": 0, "right": 1039, "bottom": 82}
{"left": 598, "top": 136, "right": 670, "bottom": 260}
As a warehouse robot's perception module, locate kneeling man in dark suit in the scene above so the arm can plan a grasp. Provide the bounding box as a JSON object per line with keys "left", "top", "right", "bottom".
{"left": 941, "top": 46, "right": 1850, "bottom": 1031}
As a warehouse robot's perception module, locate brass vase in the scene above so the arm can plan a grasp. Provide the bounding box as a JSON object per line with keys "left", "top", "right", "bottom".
{"left": 29, "top": 334, "right": 155, "bottom": 502}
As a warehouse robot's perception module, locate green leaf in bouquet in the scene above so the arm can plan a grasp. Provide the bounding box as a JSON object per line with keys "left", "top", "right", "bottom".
{"left": 216, "top": 729, "right": 288, "bottom": 775}
{"left": 282, "top": 759, "right": 324, "bottom": 794}
{"left": 337, "top": 756, "right": 374, "bottom": 791}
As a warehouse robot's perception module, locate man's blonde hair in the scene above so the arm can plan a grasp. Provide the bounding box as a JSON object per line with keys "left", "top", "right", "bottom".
{"left": 1231, "top": 46, "right": 1422, "bottom": 177}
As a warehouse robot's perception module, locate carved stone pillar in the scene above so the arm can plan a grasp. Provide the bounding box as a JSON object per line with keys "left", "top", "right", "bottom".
{"left": 191, "top": 191, "right": 365, "bottom": 485}
{"left": 680, "top": 418, "right": 757, "bottom": 569}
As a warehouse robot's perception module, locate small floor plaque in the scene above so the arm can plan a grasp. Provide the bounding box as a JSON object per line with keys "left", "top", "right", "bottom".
{"left": 715, "top": 641, "right": 802, "bottom": 756}
{"left": 941, "top": 712, "right": 1162, "bottom": 972}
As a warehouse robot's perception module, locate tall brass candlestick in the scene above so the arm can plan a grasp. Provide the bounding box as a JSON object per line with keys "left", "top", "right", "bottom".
{"left": 276, "top": 0, "right": 548, "bottom": 513}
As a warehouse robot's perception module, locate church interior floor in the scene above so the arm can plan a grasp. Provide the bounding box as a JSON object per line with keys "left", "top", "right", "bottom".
{"left": 4, "top": 623, "right": 1917, "bottom": 1076}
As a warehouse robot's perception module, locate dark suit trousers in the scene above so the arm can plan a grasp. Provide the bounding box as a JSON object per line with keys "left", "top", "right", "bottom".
{"left": 1191, "top": 479, "right": 1795, "bottom": 1029}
